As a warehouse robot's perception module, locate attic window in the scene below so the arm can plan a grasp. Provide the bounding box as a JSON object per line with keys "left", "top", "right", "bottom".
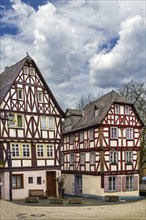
{"left": 24, "top": 67, "right": 28, "bottom": 74}
{"left": 94, "top": 106, "right": 100, "bottom": 116}
{"left": 30, "top": 68, "right": 35, "bottom": 75}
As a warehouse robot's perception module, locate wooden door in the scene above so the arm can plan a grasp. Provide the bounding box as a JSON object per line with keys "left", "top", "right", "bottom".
{"left": 75, "top": 175, "right": 82, "bottom": 196}
{"left": 46, "top": 171, "right": 56, "bottom": 197}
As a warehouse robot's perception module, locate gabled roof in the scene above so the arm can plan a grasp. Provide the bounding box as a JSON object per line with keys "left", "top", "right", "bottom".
{"left": 0, "top": 55, "right": 64, "bottom": 115}
{"left": 64, "top": 90, "right": 143, "bottom": 133}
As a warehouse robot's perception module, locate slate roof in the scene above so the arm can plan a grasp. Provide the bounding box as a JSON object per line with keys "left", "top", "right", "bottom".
{"left": 65, "top": 108, "right": 83, "bottom": 117}
{"left": 63, "top": 90, "right": 143, "bottom": 133}
{"left": 0, "top": 55, "right": 64, "bottom": 115}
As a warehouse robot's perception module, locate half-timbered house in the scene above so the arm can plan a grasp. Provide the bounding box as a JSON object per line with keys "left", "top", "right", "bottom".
{"left": 0, "top": 55, "right": 64, "bottom": 200}
{"left": 61, "top": 91, "right": 144, "bottom": 198}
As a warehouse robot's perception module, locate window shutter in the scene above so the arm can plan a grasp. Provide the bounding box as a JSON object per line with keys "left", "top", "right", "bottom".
{"left": 122, "top": 176, "right": 126, "bottom": 191}
{"left": 133, "top": 176, "right": 138, "bottom": 191}
{"left": 117, "top": 176, "right": 121, "bottom": 192}
{"left": 104, "top": 176, "right": 109, "bottom": 192}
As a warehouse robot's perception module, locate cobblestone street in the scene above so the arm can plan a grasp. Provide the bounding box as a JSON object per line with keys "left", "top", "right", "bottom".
{"left": 0, "top": 199, "right": 146, "bottom": 220}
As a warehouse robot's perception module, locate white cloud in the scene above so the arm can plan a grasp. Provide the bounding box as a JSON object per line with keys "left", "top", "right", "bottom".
{"left": 0, "top": 0, "right": 145, "bottom": 109}
{"left": 89, "top": 15, "right": 145, "bottom": 88}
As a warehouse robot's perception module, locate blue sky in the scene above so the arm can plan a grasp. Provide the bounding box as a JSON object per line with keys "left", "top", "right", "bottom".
{"left": 0, "top": 0, "right": 145, "bottom": 109}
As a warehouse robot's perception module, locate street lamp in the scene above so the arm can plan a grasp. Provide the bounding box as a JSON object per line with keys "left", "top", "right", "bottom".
{"left": 7, "top": 150, "right": 12, "bottom": 201}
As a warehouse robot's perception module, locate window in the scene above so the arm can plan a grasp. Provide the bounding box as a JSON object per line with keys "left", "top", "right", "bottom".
{"left": 18, "top": 89, "right": 23, "bottom": 100}
{"left": 24, "top": 67, "right": 28, "bottom": 74}
{"left": 23, "top": 144, "right": 30, "bottom": 157}
{"left": 11, "top": 144, "right": 19, "bottom": 157}
{"left": 37, "top": 177, "right": 42, "bottom": 185}
{"left": 126, "top": 152, "right": 133, "bottom": 164}
{"left": 89, "top": 128, "right": 94, "bottom": 140}
{"left": 47, "top": 145, "right": 53, "bottom": 157}
{"left": 38, "top": 92, "right": 43, "bottom": 102}
{"left": 110, "top": 127, "right": 118, "bottom": 139}
{"left": 94, "top": 106, "right": 101, "bottom": 116}
{"left": 8, "top": 114, "right": 24, "bottom": 128}
{"left": 61, "top": 154, "right": 64, "bottom": 165}
{"left": 90, "top": 152, "right": 96, "bottom": 164}
{"left": 37, "top": 145, "right": 44, "bottom": 157}
{"left": 125, "top": 106, "right": 129, "bottom": 115}
{"left": 126, "top": 128, "right": 133, "bottom": 139}
{"left": 115, "top": 105, "right": 120, "bottom": 114}
{"left": 28, "top": 177, "right": 33, "bottom": 184}
{"left": 80, "top": 131, "right": 84, "bottom": 142}
{"left": 126, "top": 176, "right": 133, "bottom": 190}
{"left": 109, "top": 151, "right": 118, "bottom": 164}
{"left": 80, "top": 152, "right": 85, "bottom": 164}
{"left": 70, "top": 153, "right": 74, "bottom": 164}
{"left": 12, "top": 174, "right": 23, "bottom": 189}
{"left": 30, "top": 68, "right": 35, "bottom": 75}
{"left": 41, "top": 116, "right": 47, "bottom": 129}
{"left": 17, "top": 115, "right": 23, "bottom": 128}
{"left": 109, "top": 176, "right": 116, "bottom": 191}
{"left": 8, "top": 114, "right": 15, "bottom": 127}
{"left": 48, "top": 117, "right": 55, "bottom": 130}
{"left": 40, "top": 116, "right": 55, "bottom": 130}
{"left": 69, "top": 134, "right": 73, "bottom": 144}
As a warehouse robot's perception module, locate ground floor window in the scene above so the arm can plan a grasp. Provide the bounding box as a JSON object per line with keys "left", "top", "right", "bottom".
{"left": 109, "top": 176, "right": 116, "bottom": 191}
{"left": 126, "top": 176, "right": 133, "bottom": 190}
{"left": 12, "top": 174, "right": 23, "bottom": 189}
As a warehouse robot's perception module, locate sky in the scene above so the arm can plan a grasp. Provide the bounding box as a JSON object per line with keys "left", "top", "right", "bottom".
{"left": 0, "top": 0, "right": 146, "bottom": 110}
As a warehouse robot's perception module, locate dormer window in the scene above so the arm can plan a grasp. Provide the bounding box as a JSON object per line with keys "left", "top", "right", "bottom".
{"left": 94, "top": 106, "right": 100, "bottom": 116}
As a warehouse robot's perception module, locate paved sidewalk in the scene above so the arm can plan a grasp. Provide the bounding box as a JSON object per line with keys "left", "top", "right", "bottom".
{"left": 0, "top": 199, "right": 146, "bottom": 220}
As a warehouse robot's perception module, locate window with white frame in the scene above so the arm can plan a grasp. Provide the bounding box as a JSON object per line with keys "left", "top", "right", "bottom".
{"left": 18, "top": 89, "right": 23, "bottom": 100}
{"left": 69, "top": 134, "right": 73, "bottom": 144}
{"left": 40, "top": 116, "right": 55, "bottom": 130}
{"left": 126, "top": 128, "right": 133, "bottom": 139}
{"left": 126, "top": 152, "right": 133, "bottom": 164}
{"left": 38, "top": 92, "right": 43, "bottom": 103}
{"left": 46, "top": 145, "right": 53, "bottom": 157}
{"left": 110, "top": 127, "right": 118, "bottom": 139}
{"left": 109, "top": 151, "right": 118, "bottom": 164}
{"left": 125, "top": 106, "right": 129, "bottom": 115}
{"left": 126, "top": 176, "right": 133, "bottom": 190}
{"left": 109, "top": 176, "right": 116, "bottom": 191}
{"left": 89, "top": 128, "right": 94, "bottom": 140}
{"left": 90, "top": 152, "right": 96, "bottom": 164}
{"left": 23, "top": 144, "right": 30, "bottom": 157}
{"left": 115, "top": 104, "right": 120, "bottom": 114}
{"left": 11, "top": 144, "right": 19, "bottom": 157}
{"left": 80, "top": 152, "right": 85, "bottom": 164}
{"left": 70, "top": 153, "right": 74, "bottom": 164}
{"left": 37, "top": 145, "right": 44, "bottom": 157}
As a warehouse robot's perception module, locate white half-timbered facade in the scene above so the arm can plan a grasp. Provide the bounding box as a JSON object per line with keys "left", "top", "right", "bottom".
{"left": 0, "top": 55, "right": 64, "bottom": 200}
{"left": 61, "top": 91, "right": 144, "bottom": 198}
